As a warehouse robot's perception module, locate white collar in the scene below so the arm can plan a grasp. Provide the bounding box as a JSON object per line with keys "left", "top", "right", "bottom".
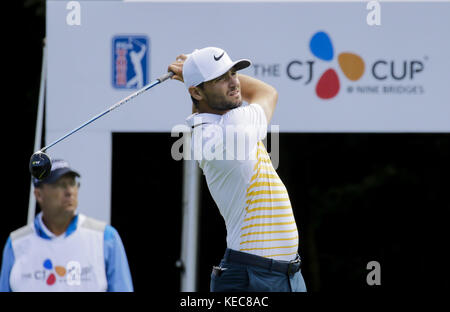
{"left": 185, "top": 112, "right": 222, "bottom": 128}
{"left": 38, "top": 212, "right": 58, "bottom": 239}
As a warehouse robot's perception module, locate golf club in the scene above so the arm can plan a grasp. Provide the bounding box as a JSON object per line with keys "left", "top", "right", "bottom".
{"left": 29, "top": 71, "right": 174, "bottom": 180}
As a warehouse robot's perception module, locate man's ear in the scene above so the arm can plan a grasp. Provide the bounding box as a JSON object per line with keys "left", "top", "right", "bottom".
{"left": 189, "top": 86, "right": 203, "bottom": 102}
{"left": 34, "top": 187, "right": 43, "bottom": 205}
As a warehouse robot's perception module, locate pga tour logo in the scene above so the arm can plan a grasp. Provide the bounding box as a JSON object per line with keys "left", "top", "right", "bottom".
{"left": 112, "top": 35, "right": 149, "bottom": 89}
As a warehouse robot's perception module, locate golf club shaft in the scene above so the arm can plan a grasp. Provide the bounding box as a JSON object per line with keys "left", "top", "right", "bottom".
{"left": 40, "top": 72, "right": 174, "bottom": 153}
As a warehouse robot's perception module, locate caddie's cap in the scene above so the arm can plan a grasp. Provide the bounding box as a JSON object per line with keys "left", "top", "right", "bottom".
{"left": 33, "top": 159, "right": 80, "bottom": 187}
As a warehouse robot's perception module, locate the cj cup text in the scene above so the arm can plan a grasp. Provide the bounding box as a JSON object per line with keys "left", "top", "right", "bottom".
{"left": 171, "top": 119, "right": 279, "bottom": 168}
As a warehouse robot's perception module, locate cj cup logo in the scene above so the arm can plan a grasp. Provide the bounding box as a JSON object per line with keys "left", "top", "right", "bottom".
{"left": 41, "top": 258, "right": 81, "bottom": 286}
{"left": 256, "top": 30, "right": 426, "bottom": 99}
{"left": 112, "top": 35, "right": 149, "bottom": 89}
{"left": 309, "top": 31, "right": 365, "bottom": 99}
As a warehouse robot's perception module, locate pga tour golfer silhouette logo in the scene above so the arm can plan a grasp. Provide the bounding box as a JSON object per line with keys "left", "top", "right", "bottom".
{"left": 112, "top": 35, "right": 149, "bottom": 89}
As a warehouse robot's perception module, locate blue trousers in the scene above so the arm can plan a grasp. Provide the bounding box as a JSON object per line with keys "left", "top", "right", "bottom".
{"left": 210, "top": 249, "right": 307, "bottom": 292}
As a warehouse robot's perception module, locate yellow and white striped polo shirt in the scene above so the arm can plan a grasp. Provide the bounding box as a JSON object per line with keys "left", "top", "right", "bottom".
{"left": 186, "top": 104, "right": 299, "bottom": 261}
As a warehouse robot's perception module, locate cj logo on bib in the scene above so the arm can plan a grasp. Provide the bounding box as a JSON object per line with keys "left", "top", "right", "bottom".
{"left": 41, "top": 258, "right": 83, "bottom": 286}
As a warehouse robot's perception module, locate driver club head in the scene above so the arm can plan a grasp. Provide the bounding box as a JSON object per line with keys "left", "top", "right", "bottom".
{"left": 29, "top": 151, "right": 52, "bottom": 180}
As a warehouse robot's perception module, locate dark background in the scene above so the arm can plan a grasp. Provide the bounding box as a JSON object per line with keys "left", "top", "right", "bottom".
{"left": 2, "top": 0, "right": 450, "bottom": 293}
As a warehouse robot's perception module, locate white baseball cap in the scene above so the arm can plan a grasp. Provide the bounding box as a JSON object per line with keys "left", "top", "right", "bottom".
{"left": 183, "top": 47, "right": 251, "bottom": 89}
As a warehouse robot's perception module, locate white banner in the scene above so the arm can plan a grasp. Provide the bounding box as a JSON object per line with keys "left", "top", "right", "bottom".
{"left": 48, "top": 1, "right": 450, "bottom": 133}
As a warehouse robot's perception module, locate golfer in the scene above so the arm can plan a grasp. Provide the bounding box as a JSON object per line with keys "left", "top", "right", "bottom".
{"left": 169, "top": 47, "right": 307, "bottom": 292}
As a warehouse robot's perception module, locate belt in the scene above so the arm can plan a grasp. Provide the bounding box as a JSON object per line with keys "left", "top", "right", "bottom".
{"left": 223, "top": 248, "right": 301, "bottom": 276}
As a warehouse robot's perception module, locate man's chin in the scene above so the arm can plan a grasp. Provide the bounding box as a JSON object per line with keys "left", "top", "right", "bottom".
{"left": 62, "top": 204, "right": 77, "bottom": 214}
{"left": 211, "top": 98, "right": 243, "bottom": 111}
{"left": 229, "top": 99, "right": 243, "bottom": 109}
